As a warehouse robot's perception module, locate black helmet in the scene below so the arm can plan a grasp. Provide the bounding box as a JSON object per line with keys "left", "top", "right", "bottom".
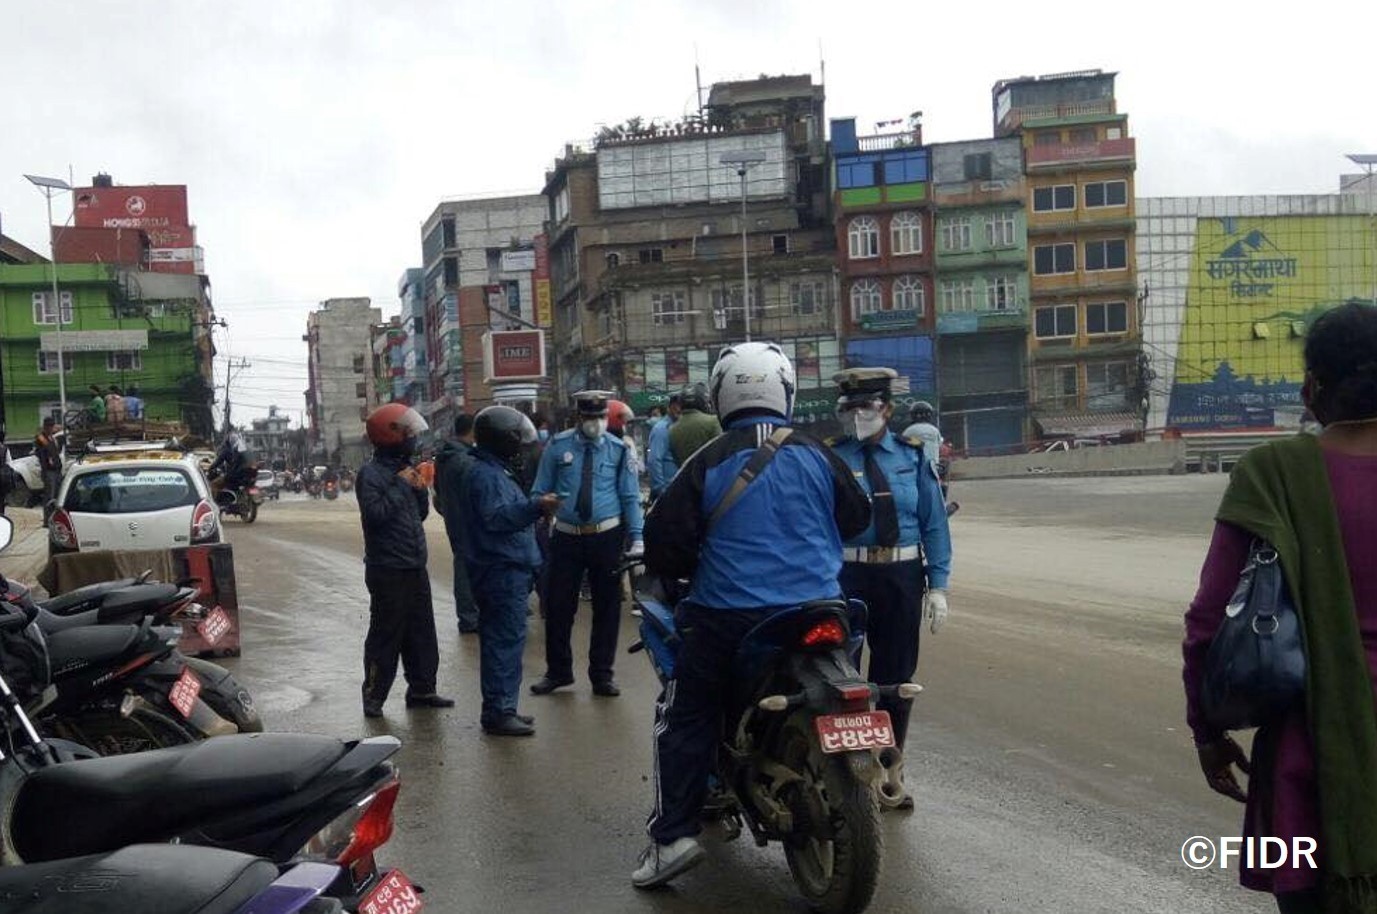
{"left": 680, "top": 382, "right": 711, "bottom": 412}
{"left": 474, "top": 406, "right": 536, "bottom": 461}
{"left": 910, "top": 400, "right": 936, "bottom": 424}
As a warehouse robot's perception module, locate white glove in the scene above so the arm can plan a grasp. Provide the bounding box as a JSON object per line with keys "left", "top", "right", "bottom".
{"left": 626, "top": 539, "right": 645, "bottom": 559}
{"left": 922, "top": 589, "right": 949, "bottom": 634}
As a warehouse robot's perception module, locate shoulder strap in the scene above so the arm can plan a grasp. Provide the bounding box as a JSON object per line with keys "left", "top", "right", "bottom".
{"left": 706, "top": 427, "right": 794, "bottom": 531}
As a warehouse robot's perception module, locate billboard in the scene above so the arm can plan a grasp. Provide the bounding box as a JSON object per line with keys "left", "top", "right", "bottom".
{"left": 73, "top": 184, "right": 196, "bottom": 274}
{"left": 1166, "top": 216, "right": 1373, "bottom": 429}
{"left": 597, "top": 131, "right": 788, "bottom": 210}
{"left": 483, "top": 329, "right": 546, "bottom": 382}
{"left": 534, "top": 234, "right": 552, "bottom": 328}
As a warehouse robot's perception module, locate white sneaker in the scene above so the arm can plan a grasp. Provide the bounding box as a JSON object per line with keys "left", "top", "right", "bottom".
{"left": 632, "top": 837, "right": 706, "bottom": 889}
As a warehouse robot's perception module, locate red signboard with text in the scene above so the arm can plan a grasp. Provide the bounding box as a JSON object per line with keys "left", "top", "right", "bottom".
{"left": 483, "top": 329, "right": 547, "bottom": 382}
{"left": 73, "top": 183, "right": 197, "bottom": 274}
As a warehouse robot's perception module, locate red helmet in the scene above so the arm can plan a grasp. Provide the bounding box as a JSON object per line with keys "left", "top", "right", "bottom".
{"left": 606, "top": 399, "right": 634, "bottom": 433}
{"left": 366, "top": 403, "right": 428, "bottom": 448}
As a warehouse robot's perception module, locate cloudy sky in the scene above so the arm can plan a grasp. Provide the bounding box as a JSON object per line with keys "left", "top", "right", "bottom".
{"left": 3, "top": 0, "right": 1373, "bottom": 424}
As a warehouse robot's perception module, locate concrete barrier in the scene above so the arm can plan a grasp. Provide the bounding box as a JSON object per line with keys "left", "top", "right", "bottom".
{"left": 951, "top": 440, "right": 1187, "bottom": 480}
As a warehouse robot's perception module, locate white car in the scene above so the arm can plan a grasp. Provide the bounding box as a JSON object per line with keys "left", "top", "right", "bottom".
{"left": 49, "top": 446, "right": 220, "bottom": 555}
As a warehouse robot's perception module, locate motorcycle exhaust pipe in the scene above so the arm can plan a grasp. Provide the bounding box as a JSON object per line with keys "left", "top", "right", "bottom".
{"left": 120, "top": 691, "right": 238, "bottom": 738}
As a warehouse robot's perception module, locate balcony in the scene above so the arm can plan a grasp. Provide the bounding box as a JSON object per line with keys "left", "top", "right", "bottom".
{"left": 1002, "top": 99, "right": 1117, "bottom": 132}
{"left": 857, "top": 132, "right": 922, "bottom": 152}
{"left": 1026, "top": 137, "right": 1135, "bottom": 170}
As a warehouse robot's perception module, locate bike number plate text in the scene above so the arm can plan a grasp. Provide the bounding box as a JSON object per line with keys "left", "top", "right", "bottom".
{"left": 815, "top": 711, "right": 896, "bottom": 754}
{"left": 360, "top": 869, "right": 424, "bottom": 914}
{"left": 168, "top": 666, "right": 202, "bottom": 720}
{"left": 197, "top": 606, "right": 232, "bottom": 646}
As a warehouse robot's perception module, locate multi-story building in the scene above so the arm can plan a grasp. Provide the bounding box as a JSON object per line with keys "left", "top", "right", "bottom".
{"left": 70, "top": 174, "right": 204, "bottom": 275}
{"left": 994, "top": 70, "right": 1143, "bottom": 443}
{"left": 244, "top": 405, "right": 291, "bottom": 468}
{"left": 930, "top": 137, "right": 1029, "bottom": 453}
{"left": 396, "top": 268, "right": 428, "bottom": 410}
{"left": 544, "top": 74, "right": 839, "bottom": 422}
{"left": 370, "top": 316, "right": 405, "bottom": 405}
{"left": 304, "top": 297, "right": 381, "bottom": 468}
{"left": 418, "top": 195, "right": 548, "bottom": 433}
{"left": 830, "top": 115, "right": 937, "bottom": 413}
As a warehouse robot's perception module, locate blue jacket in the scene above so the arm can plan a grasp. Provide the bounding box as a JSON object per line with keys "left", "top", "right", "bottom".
{"left": 461, "top": 450, "right": 543, "bottom": 570}
{"left": 532, "top": 430, "right": 643, "bottom": 537}
{"left": 645, "top": 418, "right": 871, "bottom": 610}
{"left": 433, "top": 439, "right": 475, "bottom": 551}
{"left": 356, "top": 453, "right": 429, "bottom": 569}
{"left": 646, "top": 417, "right": 677, "bottom": 495}
{"left": 831, "top": 431, "right": 953, "bottom": 590}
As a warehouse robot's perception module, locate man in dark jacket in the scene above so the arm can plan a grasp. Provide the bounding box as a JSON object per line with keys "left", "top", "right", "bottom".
{"left": 434, "top": 413, "right": 478, "bottom": 633}
{"left": 357, "top": 403, "right": 453, "bottom": 719}
{"left": 34, "top": 418, "right": 63, "bottom": 526}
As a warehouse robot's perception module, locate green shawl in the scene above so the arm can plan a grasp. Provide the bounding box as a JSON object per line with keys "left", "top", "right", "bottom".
{"left": 1217, "top": 434, "right": 1377, "bottom": 912}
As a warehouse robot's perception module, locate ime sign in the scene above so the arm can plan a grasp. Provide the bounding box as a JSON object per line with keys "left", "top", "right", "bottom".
{"left": 483, "top": 329, "right": 547, "bottom": 382}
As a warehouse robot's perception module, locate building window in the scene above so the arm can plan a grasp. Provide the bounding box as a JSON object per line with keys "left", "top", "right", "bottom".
{"left": 790, "top": 281, "right": 824, "bottom": 316}
{"left": 441, "top": 216, "right": 456, "bottom": 249}
{"left": 892, "top": 276, "right": 926, "bottom": 315}
{"left": 1106, "top": 127, "right": 1123, "bottom": 140}
{"left": 1069, "top": 127, "right": 1097, "bottom": 144}
{"left": 355, "top": 382, "right": 367, "bottom": 400}
{"left": 985, "top": 212, "right": 1017, "bottom": 248}
{"left": 940, "top": 279, "right": 976, "bottom": 314}
{"left": 606, "top": 252, "right": 621, "bottom": 268}
{"left": 1087, "top": 300, "right": 1129, "bottom": 335}
{"left": 941, "top": 216, "right": 972, "bottom": 252}
{"left": 554, "top": 186, "right": 571, "bottom": 223}
{"left": 1084, "top": 180, "right": 1128, "bottom": 208}
{"left": 986, "top": 276, "right": 1019, "bottom": 311}
{"left": 1036, "top": 364, "right": 1080, "bottom": 409}
{"left": 1034, "top": 131, "right": 1061, "bottom": 147}
{"left": 849, "top": 279, "right": 883, "bottom": 318}
{"left": 963, "top": 152, "right": 993, "bottom": 180}
{"left": 37, "top": 351, "right": 72, "bottom": 374}
{"left": 638, "top": 247, "right": 664, "bottom": 264}
{"left": 1086, "top": 362, "right": 1132, "bottom": 410}
{"left": 106, "top": 351, "right": 141, "bottom": 371}
{"left": 847, "top": 217, "right": 880, "bottom": 259}
{"left": 1034, "top": 304, "right": 1078, "bottom": 339}
{"left": 711, "top": 286, "right": 761, "bottom": 321}
{"left": 1084, "top": 239, "right": 1128, "bottom": 272}
{"left": 651, "top": 290, "right": 687, "bottom": 326}
{"left": 772, "top": 234, "right": 790, "bottom": 255}
{"left": 890, "top": 212, "right": 923, "bottom": 255}
{"left": 442, "top": 256, "right": 458, "bottom": 289}
{"left": 32, "top": 291, "right": 74, "bottom": 325}
{"left": 353, "top": 355, "right": 366, "bottom": 373}
{"left": 1033, "top": 243, "right": 1076, "bottom": 276}
{"left": 1032, "top": 185, "right": 1076, "bottom": 212}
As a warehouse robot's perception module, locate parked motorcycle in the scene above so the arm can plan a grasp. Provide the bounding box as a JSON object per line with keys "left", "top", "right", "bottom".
{"left": 339, "top": 474, "right": 354, "bottom": 493}
{"left": 323, "top": 480, "right": 339, "bottom": 501}
{"left": 624, "top": 561, "right": 913, "bottom": 914}
{"left": 308, "top": 480, "right": 323, "bottom": 499}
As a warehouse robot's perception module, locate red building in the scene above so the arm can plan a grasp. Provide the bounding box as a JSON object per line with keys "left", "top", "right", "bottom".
{"left": 71, "top": 174, "right": 203, "bottom": 274}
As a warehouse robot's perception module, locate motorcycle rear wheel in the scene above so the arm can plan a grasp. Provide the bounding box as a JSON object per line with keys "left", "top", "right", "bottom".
{"left": 243, "top": 500, "right": 258, "bottom": 523}
{"left": 779, "top": 717, "right": 882, "bottom": 914}
{"left": 47, "top": 705, "right": 198, "bottom": 756}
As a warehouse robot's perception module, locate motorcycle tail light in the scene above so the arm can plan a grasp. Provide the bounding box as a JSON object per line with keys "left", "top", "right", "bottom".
{"left": 300, "top": 778, "right": 400, "bottom": 867}
{"left": 50, "top": 510, "right": 78, "bottom": 550}
{"left": 191, "top": 500, "right": 218, "bottom": 543}
{"left": 800, "top": 619, "right": 846, "bottom": 649}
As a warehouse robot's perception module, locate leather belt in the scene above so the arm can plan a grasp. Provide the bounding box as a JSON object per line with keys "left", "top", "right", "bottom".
{"left": 555, "top": 518, "right": 622, "bottom": 536}
{"left": 842, "top": 544, "right": 921, "bottom": 564}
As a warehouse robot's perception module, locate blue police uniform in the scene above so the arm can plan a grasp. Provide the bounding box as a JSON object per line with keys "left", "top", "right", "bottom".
{"left": 461, "top": 449, "right": 544, "bottom": 727}
{"left": 531, "top": 427, "right": 644, "bottom": 688}
{"left": 832, "top": 429, "right": 952, "bottom": 748}
{"left": 646, "top": 416, "right": 677, "bottom": 499}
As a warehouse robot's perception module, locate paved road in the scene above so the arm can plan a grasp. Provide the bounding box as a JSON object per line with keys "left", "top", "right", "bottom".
{"left": 219, "top": 476, "right": 1269, "bottom": 914}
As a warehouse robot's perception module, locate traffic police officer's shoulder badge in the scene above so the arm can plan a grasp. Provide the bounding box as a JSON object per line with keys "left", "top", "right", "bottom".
{"left": 561, "top": 450, "right": 574, "bottom": 465}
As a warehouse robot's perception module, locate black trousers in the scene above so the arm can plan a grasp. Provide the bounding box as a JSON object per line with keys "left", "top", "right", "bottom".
{"left": 648, "top": 605, "right": 768, "bottom": 845}
{"left": 543, "top": 527, "right": 623, "bottom": 683}
{"left": 362, "top": 565, "right": 440, "bottom": 703}
{"left": 839, "top": 558, "right": 925, "bottom": 748}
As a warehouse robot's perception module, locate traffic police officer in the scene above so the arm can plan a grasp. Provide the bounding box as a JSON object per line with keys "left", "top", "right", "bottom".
{"left": 830, "top": 367, "right": 952, "bottom": 809}
{"left": 530, "top": 390, "right": 644, "bottom": 697}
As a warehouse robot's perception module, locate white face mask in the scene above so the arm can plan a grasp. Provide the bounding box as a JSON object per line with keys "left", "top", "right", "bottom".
{"left": 580, "top": 418, "right": 607, "bottom": 439}
{"left": 844, "top": 407, "right": 887, "bottom": 441}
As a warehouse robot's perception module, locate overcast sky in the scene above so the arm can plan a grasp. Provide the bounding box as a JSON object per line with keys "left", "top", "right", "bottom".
{"left": 4, "top": 0, "right": 1373, "bottom": 425}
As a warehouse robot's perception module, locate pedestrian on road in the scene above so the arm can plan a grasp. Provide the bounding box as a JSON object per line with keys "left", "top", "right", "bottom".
{"left": 87, "top": 386, "right": 107, "bottom": 424}
{"left": 1183, "top": 301, "right": 1377, "bottom": 913}
{"left": 434, "top": 413, "right": 479, "bottom": 634}
{"left": 901, "top": 401, "right": 943, "bottom": 475}
{"left": 529, "top": 391, "right": 644, "bottom": 698}
{"left": 646, "top": 393, "right": 681, "bottom": 502}
{"left": 357, "top": 403, "right": 454, "bottom": 719}
{"left": 667, "top": 382, "right": 721, "bottom": 466}
{"left": 461, "top": 406, "right": 560, "bottom": 736}
{"left": 606, "top": 399, "right": 641, "bottom": 476}
{"left": 634, "top": 342, "right": 871, "bottom": 888}
{"left": 829, "top": 367, "right": 952, "bottom": 809}
{"left": 34, "top": 418, "right": 62, "bottom": 527}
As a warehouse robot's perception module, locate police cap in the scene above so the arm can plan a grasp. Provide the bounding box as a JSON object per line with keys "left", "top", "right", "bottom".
{"left": 572, "top": 390, "right": 613, "bottom": 417}
{"left": 832, "top": 367, "right": 898, "bottom": 408}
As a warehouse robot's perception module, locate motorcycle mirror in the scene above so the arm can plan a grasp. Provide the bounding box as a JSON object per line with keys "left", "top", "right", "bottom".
{"left": 0, "top": 515, "right": 11, "bottom": 553}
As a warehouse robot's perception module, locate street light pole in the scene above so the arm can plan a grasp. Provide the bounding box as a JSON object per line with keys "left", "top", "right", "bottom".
{"left": 720, "top": 151, "right": 767, "bottom": 343}
{"left": 25, "top": 174, "right": 73, "bottom": 423}
{"left": 1346, "top": 154, "right": 1377, "bottom": 305}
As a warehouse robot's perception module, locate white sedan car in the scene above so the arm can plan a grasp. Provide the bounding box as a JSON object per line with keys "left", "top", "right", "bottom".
{"left": 50, "top": 448, "right": 221, "bottom": 555}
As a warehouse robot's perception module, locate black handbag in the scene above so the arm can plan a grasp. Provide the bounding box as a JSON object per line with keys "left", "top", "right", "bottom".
{"left": 1202, "top": 540, "right": 1307, "bottom": 731}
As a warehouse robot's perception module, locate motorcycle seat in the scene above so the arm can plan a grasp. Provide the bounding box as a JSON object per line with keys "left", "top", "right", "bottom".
{"left": 12, "top": 733, "right": 350, "bottom": 863}
{"left": 95, "top": 583, "right": 182, "bottom": 619}
{"left": 39, "top": 578, "right": 139, "bottom": 615}
{"left": 0, "top": 844, "right": 278, "bottom": 914}
{"left": 45, "top": 625, "right": 141, "bottom": 671}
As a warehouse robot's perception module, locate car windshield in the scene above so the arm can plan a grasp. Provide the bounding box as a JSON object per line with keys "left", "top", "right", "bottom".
{"left": 64, "top": 467, "right": 199, "bottom": 514}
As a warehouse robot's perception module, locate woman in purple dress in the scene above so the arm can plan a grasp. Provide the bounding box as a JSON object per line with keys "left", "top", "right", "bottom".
{"left": 1184, "top": 302, "right": 1377, "bottom": 913}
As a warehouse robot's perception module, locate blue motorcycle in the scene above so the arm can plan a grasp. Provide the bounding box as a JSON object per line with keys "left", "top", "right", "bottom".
{"left": 626, "top": 566, "right": 919, "bottom": 914}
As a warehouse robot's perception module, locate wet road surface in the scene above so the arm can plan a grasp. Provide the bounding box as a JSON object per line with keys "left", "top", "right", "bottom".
{"left": 220, "top": 476, "right": 1268, "bottom": 913}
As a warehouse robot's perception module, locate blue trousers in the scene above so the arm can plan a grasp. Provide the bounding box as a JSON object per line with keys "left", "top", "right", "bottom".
{"left": 470, "top": 563, "right": 533, "bottom": 725}
{"left": 452, "top": 550, "right": 478, "bottom": 630}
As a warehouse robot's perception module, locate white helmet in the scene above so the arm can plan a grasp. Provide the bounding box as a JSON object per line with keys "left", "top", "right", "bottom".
{"left": 709, "top": 341, "right": 796, "bottom": 424}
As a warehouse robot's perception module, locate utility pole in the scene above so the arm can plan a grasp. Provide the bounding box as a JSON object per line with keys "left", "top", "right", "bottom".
{"left": 221, "top": 357, "right": 251, "bottom": 436}
{"left": 720, "top": 151, "right": 767, "bottom": 342}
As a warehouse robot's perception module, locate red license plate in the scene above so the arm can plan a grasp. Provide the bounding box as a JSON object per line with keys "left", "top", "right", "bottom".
{"left": 814, "top": 711, "right": 896, "bottom": 754}
{"left": 360, "top": 870, "right": 424, "bottom": 914}
{"left": 168, "top": 666, "right": 202, "bottom": 720}
{"left": 196, "top": 606, "right": 233, "bottom": 646}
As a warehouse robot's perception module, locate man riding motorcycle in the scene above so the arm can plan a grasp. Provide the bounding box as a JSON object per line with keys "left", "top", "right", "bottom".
{"left": 207, "top": 431, "right": 254, "bottom": 497}
{"left": 635, "top": 341, "right": 871, "bottom": 889}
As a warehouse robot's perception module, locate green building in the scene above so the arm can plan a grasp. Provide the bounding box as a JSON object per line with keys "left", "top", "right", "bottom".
{"left": 0, "top": 261, "right": 214, "bottom": 441}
